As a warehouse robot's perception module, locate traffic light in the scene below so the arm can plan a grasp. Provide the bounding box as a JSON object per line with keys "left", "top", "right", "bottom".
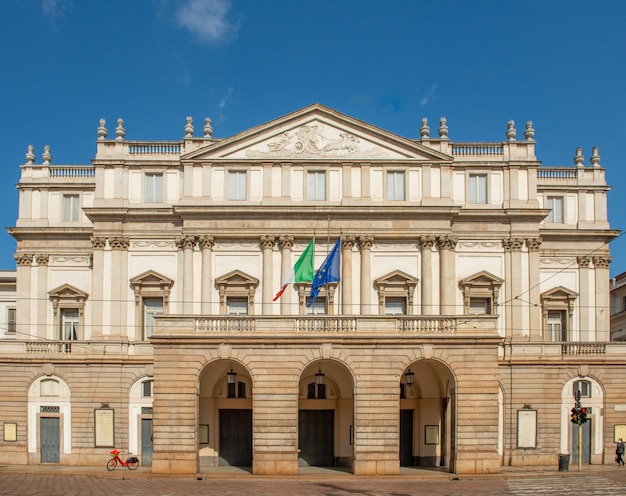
{"left": 579, "top": 407, "right": 587, "bottom": 424}
{"left": 571, "top": 407, "right": 579, "bottom": 424}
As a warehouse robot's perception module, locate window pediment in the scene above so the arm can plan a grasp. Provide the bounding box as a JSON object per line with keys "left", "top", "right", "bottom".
{"left": 215, "top": 270, "right": 259, "bottom": 290}
{"left": 130, "top": 270, "right": 174, "bottom": 290}
{"left": 374, "top": 270, "right": 418, "bottom": 289}
{"left": 459, "top": 271, "right": 503, "bottom": 289}
{"left": 48, "top": 284, "right": 88, "bottom": 300}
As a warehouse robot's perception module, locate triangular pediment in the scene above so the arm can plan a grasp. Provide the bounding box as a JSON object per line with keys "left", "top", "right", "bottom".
{"left": 215, "top": 270, "right": 259, "bottom": 288}
{"left": 374, "top": 270, "right": 418, "bottom": 288}
{"left": 541, "top": 286, "right": 578, "bottom": 300}
{"left": 48, "top": 283, "right": 88, "bottom": 299}
{"left": 130, "top": 270, "right": 174, "bottom": 289}
{"left": 183, "top": 104, "right": 452, "bottom": 162}
{"left": 460, "top": 271, "right": 504, "bottom": 288}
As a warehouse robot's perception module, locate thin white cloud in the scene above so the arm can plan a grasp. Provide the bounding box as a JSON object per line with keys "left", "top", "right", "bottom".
{"left": 176, "top": 0, "right": 238, "bottom": 44}
{"left": 217, "top": 85, "right": 234, "bottom": 122}
{"left": 41, "top": 0, "right": 72, "bottom": 28}
{"left": 420, "top": 83, "right": 439, "bottom": 106}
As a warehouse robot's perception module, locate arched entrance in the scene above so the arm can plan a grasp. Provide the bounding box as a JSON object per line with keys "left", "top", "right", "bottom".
{"left": 560, "top": 375, "right": 604, "bottom": 465}
{"left": 198, "top": 360, "right": 253, "bottom": 469}
{"left": 298, "top": 360, "right": 354, "bottom": 470}
{"left": 400, "top": 359, "right": 455, "bottom": 470}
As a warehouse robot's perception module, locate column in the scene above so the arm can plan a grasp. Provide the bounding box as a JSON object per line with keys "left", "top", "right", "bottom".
{"left": 91, "top": 237, "right": 107, "bottom": 338}
{"left": 199, "top": 236, "right": 214, "bottom": 315}
{"left": 35, "top": 255, "right": 49, "bottom": 339}
{"left": 437, "top": 236, "right": 457, "bottom": 315}
{"left": 110, "top": 237, "right": 130, "bottom": 339}
{"left": 593, "top": 256, "right": 611, "bottom": 342}
{"left": 278, "top": 236, "right": 294, "bottom": 315}
{"left": 179, "top": 236, "right": 196, "bottom": 314}
{"left": 14, "top": 254, "right": 33, "bottom": 338}
{"left": 419, "top": 236, "right": 436, "bottom": 315}
{"left": 358, "top": 236, "right": 373, "bottom": 314}
{"left": 526, "top": 238, "right": 542, "bottom": 341}
{"left": 503, "top": 238, "right": 524, "bottom": 338}
{"left": 341, "top": 236, "right": 356, "bottom": 315}
{"left": 577, "top": 256, "right": 591, "bottom": 341}
{"left": 260, "top": 235, "right": 276, "bottom": 315}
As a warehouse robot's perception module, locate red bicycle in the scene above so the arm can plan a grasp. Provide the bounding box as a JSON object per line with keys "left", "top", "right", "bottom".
{"left": 106, "top": 449, "right": 139, "bottom": 471}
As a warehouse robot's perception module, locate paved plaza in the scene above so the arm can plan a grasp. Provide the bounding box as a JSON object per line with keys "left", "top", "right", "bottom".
{"left": 2, "top": 465, "right": 626, "bottom": 496}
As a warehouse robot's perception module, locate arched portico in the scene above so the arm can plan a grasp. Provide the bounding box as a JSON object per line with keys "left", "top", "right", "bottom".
{"left": 400, "top": 359, "right": 456, "bottom": 471}
{"left": 298, "top": 359, "right": 354, "bottom": 471}
{"left": 198, "top": 359, "right": 253, "bottom": 469}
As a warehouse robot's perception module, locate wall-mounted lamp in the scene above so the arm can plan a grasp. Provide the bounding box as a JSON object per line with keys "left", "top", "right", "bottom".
{"left": 405, "top": 369, "right": 414, "bottom": 386}
{"left": 315, "top": 368, "right": 325, "bottom": 385}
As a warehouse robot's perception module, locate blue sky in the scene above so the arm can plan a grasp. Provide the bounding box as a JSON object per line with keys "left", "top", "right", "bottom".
{"left": 1, "top": 0, "right": 626, "bottom": 275}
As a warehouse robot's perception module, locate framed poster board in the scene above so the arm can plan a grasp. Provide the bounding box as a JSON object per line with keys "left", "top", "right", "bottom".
{"left": 3, "top": 422, "right": 16, "bottom": 442}
{"left": 425, "top": 425, "right": 439, "bottom": 445}
{"left": 517, "top": 409, "right": 537, "bottom": 448}
{"left": 94, "top": 409, "right": 115, "bottom": 447}
{"left": 199, "top": 424, "right": 209, "bottom": 444}
{"left": 614, "top": 425, "right": 626, "bottom": 443}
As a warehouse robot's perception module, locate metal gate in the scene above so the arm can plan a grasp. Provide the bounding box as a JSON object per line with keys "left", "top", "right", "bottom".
{"left": 40, "top": 417, "right": 60, "bottom": 463}
{"left": 219, "top": 409, "right": 252, "bottom": 466}
{"left": 298, "top": 410, "right": 334, "bottom": 466}
{"left": 141, "top": 418, "right": 153, "bottom": 466}
{"left": 400, "top": 409, "right": 414, "bottom": 466}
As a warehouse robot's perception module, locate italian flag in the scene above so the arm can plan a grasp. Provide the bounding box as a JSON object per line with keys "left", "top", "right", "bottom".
{"left": 273, "top": 238, "right": 315, "bottom": 301}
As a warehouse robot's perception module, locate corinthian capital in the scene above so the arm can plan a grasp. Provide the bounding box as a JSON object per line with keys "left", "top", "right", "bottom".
{"left": 259, "top": 235, "right": 276, "bottom": 250}
{"left": 358, "top": 235, "right": 374, "bottom": 251}
{"left": 592, "top": 256, "right": 612, "bottom": 269}
{"left": 437, "top": 236, "right": 457, "bottom": 251}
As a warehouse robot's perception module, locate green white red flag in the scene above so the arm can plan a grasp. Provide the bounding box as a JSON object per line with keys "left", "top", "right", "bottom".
{"left": 273, "top": 238, "right": 315, "bottom": 301}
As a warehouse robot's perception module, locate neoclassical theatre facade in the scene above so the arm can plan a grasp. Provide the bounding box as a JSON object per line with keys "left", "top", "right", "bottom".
{"left": 1, "top": 104, "right": 622, "bottom": 475}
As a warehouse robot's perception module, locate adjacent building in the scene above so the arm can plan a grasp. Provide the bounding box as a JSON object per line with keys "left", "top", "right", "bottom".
{"left": 1, "top": 104, "right": 621, "bottom": 475}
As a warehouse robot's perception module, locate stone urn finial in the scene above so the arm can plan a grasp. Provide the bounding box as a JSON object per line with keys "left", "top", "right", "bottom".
{"left": 115, "top": 118, "right": 126, "bottom": 141}
{"left": 97, "top": 118, "right": 108, "bottom": 140}
{"left": 574, "top": 146, "right": 584, "bottom": 167}
{"left": 184, "top": 116, "right": 194, "bottom": 137}
{"left": 506, "top": 120, "right": 516, "bottom": 141}
{"left": 590, "top": 146, "right": 601, "bottom": 167}
{"left": 42, "top": 145, "right": 52, "bottom": 165}
{"left": 524, "top": 120, "right": 535, "bottom": 141}
{"left": 420, "top": 117, "right": 430, "bottom": 139}
{"left": 438, "top": 117, "right": 448, "bottom": 138}
{"left": 204, "top": 117, "right": 213, "bottom": 138}
{"left": 25, "top": 144, "right": 35, "bottom": 164}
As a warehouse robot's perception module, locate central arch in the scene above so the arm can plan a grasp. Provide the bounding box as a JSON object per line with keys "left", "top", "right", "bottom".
{"left": 400, "top": 359, "right": 456, "bottom": 471}
{"left": 198, "top": 359, "right": 253, "bottom": 470}
{"left": 298, "top": 359, "right": 354, "bottom": 471}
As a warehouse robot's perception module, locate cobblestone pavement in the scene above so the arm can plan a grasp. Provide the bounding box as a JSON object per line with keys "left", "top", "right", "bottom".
{"left": 4, "top": 474, "right": 626, "bottom": 496}
{"left": 1, "top": 465, "right": 626, "bottom": 496}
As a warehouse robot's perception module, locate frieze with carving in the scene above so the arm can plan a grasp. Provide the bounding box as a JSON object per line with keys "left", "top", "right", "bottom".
{"left": 245, "top": 124, "right": 388, "bottom": 159}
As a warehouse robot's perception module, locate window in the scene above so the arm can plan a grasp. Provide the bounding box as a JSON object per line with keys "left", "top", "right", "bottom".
{"left": 215, "top": 270, "right": 259, "bottom": 315}
{"left": 469, "top": 174, "right": 488, "bottom": 204}
{"left": 547, "top": 310, "right": 567, "bottom": 342}
{"left": 547, "top": 196, "right": 564, "bottom": 223}
{"left": 227, "top": 297, "right": 248, "bottom": 315}
{"left": 62, "top": 195, "right": 79, "bottom": 222}
{"left": 573, "top": 380, "right": 591, "bottom": 398}
{"left": 469, "top": 297, "right": 492, "bottom": 315}
{"left": 307, "top": 382, "right": 327, "bottom": 399}
{"left": 142, "top": 380, "right": 153, "bottom": 398}
{"left": 145, "top": 173, "right": 163, "bottom": 203}
{"left": 40, "top": 379, "right": 59, "bottom": 397}
{"left": 385, "top": 297, "right": 407, "bottom": 315}
{"left": 459, "top": 271, "right": 503, "bottom": 316}
{"left": 228, "top": 171, "right": 247, "bottom": 200}
{"left": 6, "top": 308, "right": 15, "bottom": 333}
{"left": 307, "top": 171, "right": 326, "bottom": 201}
{"left": 143, "top": 298, "right": 163, "bottom": 339}
{"left": 307, "top": 297, "right": 327, "bottom": 315}
{"left": 387, "top": 171, "right": 405, "bottom": 201}
{"left": 61, "top": 309, "right": 79, "bottom": 341}
{"left": 227, "top": 381, "right": 247, "bottom": 399}
{"left": 374, "top": 270, "right": 418, "bottom": 316}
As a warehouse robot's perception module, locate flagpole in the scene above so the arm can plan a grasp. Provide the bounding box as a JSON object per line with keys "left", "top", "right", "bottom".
{"left": 327, "top": 215, "right": 331, "bottom": 254}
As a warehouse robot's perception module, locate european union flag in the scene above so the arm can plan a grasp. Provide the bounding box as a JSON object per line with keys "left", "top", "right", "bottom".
{"left": 307, "top": 238, "right": 341, "bottom": 307}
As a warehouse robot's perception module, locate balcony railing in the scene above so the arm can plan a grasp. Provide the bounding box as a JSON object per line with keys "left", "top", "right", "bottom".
{"left": 128, "top": 142, "right": 181, "bottom": 155}
{"left": 398, "top": 317, "right": 458, "bottom": 333}
{"left": 537, "top": 168, "right": 577, "bottom": 181}
{"left": 26, "top": 341, "right": 71, "bottom": 353}
{"left": 49, "top": 166, "right": 95, "bottom": 178}
{"left": 451, "top": 143, "right": 504, "bottom": 157}
{"left": 562, "top": 343, "right": 606, "bottom": 356}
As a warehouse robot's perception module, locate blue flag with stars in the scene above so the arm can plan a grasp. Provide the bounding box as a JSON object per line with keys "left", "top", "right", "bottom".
{"left": 307, "top": 238, "right": 341, "bottom": 307}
